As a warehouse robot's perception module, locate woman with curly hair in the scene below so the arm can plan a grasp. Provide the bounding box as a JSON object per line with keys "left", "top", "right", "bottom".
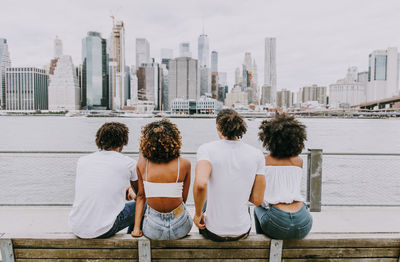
{"left": 193, "top": 109, "right": 266, "bottom": 241}
{"left": 255, "top": 113, "right": 312, "bottom": 239}
{"left": 131, "top": 119, "right": 192, "bottom": 240}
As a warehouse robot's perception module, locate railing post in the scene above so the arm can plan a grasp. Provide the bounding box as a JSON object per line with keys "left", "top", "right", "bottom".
{"left": 269, "top": 239, "right": 283, "bottom": 262}
{"left": 307, "top": 149, "right": 322, "bottom": 212}
{"left": 0, "top": 239, "right": 15, "bottom": 262}
{"left": 138, "top": 237, "right": 151, "bottom": 262}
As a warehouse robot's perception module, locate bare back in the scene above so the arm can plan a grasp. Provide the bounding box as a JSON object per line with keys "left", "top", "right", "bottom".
{"left": 137, "top": 155, "right": 191, "bottom": 213}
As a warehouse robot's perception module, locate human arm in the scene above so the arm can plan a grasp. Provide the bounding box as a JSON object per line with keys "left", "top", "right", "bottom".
{"left": 182, "top": 159, "right": 191, "bottom": 203}
{"left": 193, "top": 160, "right": 212, "bottom": 229}
{"left": 131, "top": 157, "right": 146, "bottom": 237}
{"left": 249, "top": 175, "right": 266, "bottom": 206}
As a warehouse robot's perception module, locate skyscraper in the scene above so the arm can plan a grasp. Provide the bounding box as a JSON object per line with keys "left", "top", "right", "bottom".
{"left": 0, "top": 38, "right": 11, "bottom": 110}
{"left": 161, "top": 48, "right": 173, "bottom": 70}
{"left": 5, "top": 67, "right": 48, "bottom": 110}
{"left": 179, "top": 42, "right": 192, "bottom": 57}
{"left": 235, "top": 67, "right": 241, "bottom": 85}
{"left": 264, "top": 37, "right": 277, "bottom": 106}
{"left": 211, "top": 51, "right": 218, "bottom": 73}
{"left": 198, "top": 34, "right": 209, "bottom": 68}
{"left": 81, "top": 31, "right": 109, "bottom": 110}
{"left": 137, "top": 62, "right": 162, "bottom": 110}
{"left": 54, "top": 36, "right": 63, "bottom": 58}
{"left": 136, "top": 38, "right": 150, "bottom": 67}
{"left": 109, "top": 20, "right": 126, "bottom": 109}
{"left": 168, "top": 57, "right": 199, "bottom": 107}
{"left": 48, "top": 56, "right": 80, "bottom": 111}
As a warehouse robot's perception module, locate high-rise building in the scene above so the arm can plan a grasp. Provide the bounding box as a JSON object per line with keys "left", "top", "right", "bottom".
{"left": 48, "top": 56, "right": 80, "bottom": 111}
{"left": 277, "top": 89, "right": 293, "bottom": 109}
{"left": 211, "top": 51, "right": 218, "bottom": 73}
{"left": 200, "top": 67, "right": 210, "bottom": 96}
{"left": 81, "top": 31, "right": 109, "bottom": 110}
{"left": 129, "top": 66, "right": 138, "bottom": 103}
{"left": 54, "top": 36, "right": 63, "bottom": 58}
{"left": 0, "top": 38, "right": 11, "bottom": 110}
{"left": 299, "top": 84, "right": 327, "bottom": 105}
{"left": 329, "top": 67, "right": 367, "bottom": 108}
{"left": 109, "top": 20, "right": 126, "bottom": 109}
{"left": 161, "top": 48, "right": 173, "bottom": 70}
{"left": 198, "top": 34, "right": 209, "bottom": 68}
{"left": 264, "top": 37, "right": 277, "bottom": 106}
{"left": 137, "top": 62, "right": 162, "bottom": 110}
{"left": 136, "top": 38, "right": 150, "bottom": 67}
{"left": 225, "top": 85, "right": 248, "bottom": 107}
{"left": 367, "top": 47, "right": 400, "bottom": 102}
{"left": 160, "top": 64, "right": 169, "bottom": 111}
{"left": 168, "top": 57, "right": 199, "bottom": 108}
{"left": 179, "top": 42, "right": 192, "bottom": 57}
{"left": 5, "top": 67, "right": 48, "bottom": 110}
{"left": 261, "top": 85, "right": 273, "bottom": 106}
{"left": 235, "top": 67, "right": 241, "bottom": 85}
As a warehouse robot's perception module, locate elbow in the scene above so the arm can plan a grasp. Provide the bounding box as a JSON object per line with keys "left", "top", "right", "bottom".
{"left": 253, "top": 198, "right": 263, "bottom": 207}
{"left": 194, "top": 181, "right": 208, "bottom": 192}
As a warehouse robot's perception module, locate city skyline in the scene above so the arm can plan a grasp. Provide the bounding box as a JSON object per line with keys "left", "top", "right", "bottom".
{"left": 2, "top": 0, "right": 400, "bottom": 91}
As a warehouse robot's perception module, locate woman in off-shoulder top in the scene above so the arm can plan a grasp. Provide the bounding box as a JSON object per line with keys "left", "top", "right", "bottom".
{"left": 254, "top": 113, "right": 313, "bottom": 239}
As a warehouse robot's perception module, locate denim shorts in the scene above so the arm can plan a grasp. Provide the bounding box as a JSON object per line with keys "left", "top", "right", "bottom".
{"left": 142, "top": 203, "right": 193, "bottom": 240}
{"left": 254, "top": 203, "right": 313, "bottom": 240}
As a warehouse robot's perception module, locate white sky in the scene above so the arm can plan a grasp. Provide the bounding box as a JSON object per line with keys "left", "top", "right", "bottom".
{"left": 1, "top": 0, "right": 400, "bottom": 91}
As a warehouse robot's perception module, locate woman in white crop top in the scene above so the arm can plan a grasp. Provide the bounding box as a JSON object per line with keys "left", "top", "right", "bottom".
{"left": 254, "top": 113, "right": 313, "bottom": 239}
{"left": 131, "top": 119, "right": 193, "bottom": 240}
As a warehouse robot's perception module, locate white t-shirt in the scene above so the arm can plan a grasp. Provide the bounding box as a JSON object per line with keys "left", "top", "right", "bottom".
{"left": 68, "top": 151, "right": 137, "bottom": 238}
{"left": 197, "top": 140, "right": 265, "bottom": 236}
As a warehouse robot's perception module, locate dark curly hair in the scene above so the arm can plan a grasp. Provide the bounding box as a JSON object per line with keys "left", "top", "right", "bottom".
{"left": 96, "top": 122, "right": 129, "bottom": 150}
{"left": 216, "top": 109, "right": 247, "bottom": 140}
{"left": 140, "top": 119, "right": 181, "bottom": 163}
{"left": 258, "top": 113, "right": 307, "bottom": 158}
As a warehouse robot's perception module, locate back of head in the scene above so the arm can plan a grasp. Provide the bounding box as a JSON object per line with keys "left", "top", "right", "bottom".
{"left": 140, "top": 119, "right": 181, "bottom": 163}
{"left": 216, "top": 109, "right": 247, "bottom": 140}
{"left": 95, "top": 122, "right": 129, "bottom": 150}
{"left": 258, "top": 113, "right": 307, "bottom": 158}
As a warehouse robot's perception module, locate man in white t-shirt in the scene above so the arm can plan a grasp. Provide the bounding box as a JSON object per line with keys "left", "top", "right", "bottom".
{"left": 69, "top": 122, "right": 138, "bottom": 239}
{"left": 193, "top": 109, "right": 266, "bottom": 241}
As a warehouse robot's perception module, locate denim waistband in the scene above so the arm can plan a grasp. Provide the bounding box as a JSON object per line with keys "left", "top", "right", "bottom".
{"left": 268, "top": 203, "right": 308, "bottom": 217}
{"left": 146, "top": 203, "right": 186, "bottom": 219}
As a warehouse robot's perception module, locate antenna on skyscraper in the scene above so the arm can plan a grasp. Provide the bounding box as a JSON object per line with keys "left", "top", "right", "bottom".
{"left": 202, "top": 16, "right": 205, "bottom": 35}
{"left": 110, "top": 15, "right": 115, "bottom": 26}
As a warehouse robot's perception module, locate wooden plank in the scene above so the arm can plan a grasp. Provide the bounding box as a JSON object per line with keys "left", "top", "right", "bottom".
{"left": 14, "top": 249, "right": 138, "bottom": 259}
{"left": 138, "top": 238, "right": 151, "bottom": 262}
{"left": 281, "top": 259, "right": 397, "bottom": 262}
{"left": 16, "top": 260, "right": 137, "bottom": 262}
{"left": 269, "top": 239, "right": 282, "bottom": 262}
{"left": 282, "top": 247, "right": 400, "bottom": 258}
{"left": 151, "top": 234, "right": 270, "bottom": 249}
{"left": 12, "top": 238, "right": 138, "bottom": 249}
{"left": 151, "top": 249, "right": 269, "bottom": 259}
{"left": 284, "top": 238, "right": 400, "bottom": 248}
{"left": 152, "top": 260, "right": 268, "bottom": 262}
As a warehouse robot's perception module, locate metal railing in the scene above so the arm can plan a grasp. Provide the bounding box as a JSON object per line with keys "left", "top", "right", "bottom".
{"left": 1, "top": 150, "right": 400, "bottom": 210}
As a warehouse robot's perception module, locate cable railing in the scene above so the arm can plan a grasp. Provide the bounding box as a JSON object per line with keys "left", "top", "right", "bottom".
{"left": 1, "top": 150, "right": 399, "bottom": 209}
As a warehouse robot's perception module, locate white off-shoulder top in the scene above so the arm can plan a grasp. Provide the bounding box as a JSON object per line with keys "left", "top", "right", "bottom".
{"left": 261, "top": 166, "right": 305, "bottom": 208}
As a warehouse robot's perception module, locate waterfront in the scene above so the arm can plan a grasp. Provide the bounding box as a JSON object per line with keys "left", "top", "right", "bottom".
{"left": 0, "top": 116, "right": 400, "bottom": 206}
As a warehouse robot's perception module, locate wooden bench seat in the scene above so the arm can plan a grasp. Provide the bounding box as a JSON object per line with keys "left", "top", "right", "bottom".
{"left": 1, "top": 232, "right": 400, "bottom": 261}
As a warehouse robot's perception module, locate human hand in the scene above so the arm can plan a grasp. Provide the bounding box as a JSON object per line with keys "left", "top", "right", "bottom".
{"left": 126, "top": 187, "right": 136, "bottom": 201}
{"left": 131, "top": 228, "right": 143, "bottom": 237}
{"left": 193, "top": 212, "right": 206, "bottom": 229}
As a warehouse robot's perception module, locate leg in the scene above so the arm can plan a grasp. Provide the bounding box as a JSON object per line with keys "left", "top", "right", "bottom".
{"left": 98, "top": 201, "right": 136, "bottom": 238}
{"left": 254, "top": 206, "right": 270, "bottom": 234}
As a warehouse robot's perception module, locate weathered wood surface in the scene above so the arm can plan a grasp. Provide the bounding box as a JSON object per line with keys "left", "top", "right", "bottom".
{"left": 14, "top": 249, "right": 138, "bottom": 259}
{"left": 282, "top": 247, "right": 400, "bottom": 258}
{"left": 151, "top": 249, "right": 269, "bottom": 259}
{"left": 15, "top": 260, "right": 137, "bottom": 262}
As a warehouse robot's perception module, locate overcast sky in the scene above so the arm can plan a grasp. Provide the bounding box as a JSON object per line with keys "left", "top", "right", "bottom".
{"left": 1, "top": 0, "right": 400, "bottom": 91}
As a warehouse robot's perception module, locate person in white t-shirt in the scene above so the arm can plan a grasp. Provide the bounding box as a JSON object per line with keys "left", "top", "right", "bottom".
{"left": 193, "top": 109, "right": 266, "bottom": 241}
{"left": 69, "top": 122, "right": 138, "bottom": 239}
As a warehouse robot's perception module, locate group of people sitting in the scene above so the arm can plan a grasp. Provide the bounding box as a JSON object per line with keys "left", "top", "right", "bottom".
{"left": 68, "top": 109, "right": 313, "bottom": 241}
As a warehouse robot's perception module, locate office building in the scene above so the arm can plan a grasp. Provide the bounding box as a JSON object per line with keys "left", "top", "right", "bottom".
{"left": 81, "top": 31, "right": 109, "bottom": 110}
{"left": 299, "top": 84, "right": 327, "bottom": 105}
{"left": 198, "top": 34, "right": 209, "bottom": 68}
{"left": 0, "top": 38, "right": 11, "bottom": 110}
{"left": 109, "top": 20, "right": 126, "bottom": 109}
{"left": 261, "top": 85, "right": 273, "bottom": 106}
{"left": 137, "top": 62, "right": 162, "bottom": 110}
{"left": 329, "top": 67, "right": 367, "bottom": 108}
{"left": 48, "top": 56, "right": 80, "bottom": 111}
{"left": 54, "top": 36, "right": 63, "bottom": 58}
{"left": 161, "top": 48, "right": 173, "bottom": 70}
{"left": 235, "top": 67, "right": 241, "bottom": 86}
{"left": 179, "top": 42, "right": 192, "bottom": 57}
{"left": 225, "top": 85, "right": 248, "bottom": 107}
{"left": 264, "top": 37, "right": 277, "bottom": 106}
{"left": 277, "top": 89, "right": 293, "bottom": 109}
{"left": 168, "top": 57, "right": 199, "bottom": 108}
{"left": 5, "top": 67, "right": 48, "bottom": 110}
{"left": 136, "top": 38, "right": 150, "bottom": 67}
{"left": 367, "top": 47, "right": 400, "bottom": 102}
{"left": 211, "top": 51, "right": 218, "bottom": 73}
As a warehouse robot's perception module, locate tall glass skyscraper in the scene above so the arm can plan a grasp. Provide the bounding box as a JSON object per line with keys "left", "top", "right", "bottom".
{"left": 264, "top": 37, "right": 277, "bottom": 106}
{"left": 211, "top": 51, "right": 218, "bottom": 73}
{"left": 198, "top": 34, "right": 209, "bottom": 68}
{"left": 136, "top": 38, "right": 150, "bottom": 67}
{"left": 0, "top": 38, "right": 11, "bottom": 110}
{"left": 81, "top": 32, "right": 109, "bottom": 110}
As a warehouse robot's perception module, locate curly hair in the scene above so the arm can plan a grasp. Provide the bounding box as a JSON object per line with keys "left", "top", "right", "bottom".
{"left": 96, "top": 122, "right": 129, "bottom": 150}
{"left": 140, "top": 119, "right": 181, "bottom": 163}
{"left": 258, "top": 113, "right": 307, "bottom": 158}
{"left": 216, "top": 109, "right": 247, "bottom": 140}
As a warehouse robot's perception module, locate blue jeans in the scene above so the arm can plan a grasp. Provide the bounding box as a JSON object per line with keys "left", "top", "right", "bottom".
{"left": 254, "top": 203, "right": 312, "bottom": 240}
{"left": 142, "top": 203, "right": 193, "bottom": 240}
{"left": 97, "top": 201, "right": 136, "bottom": 238}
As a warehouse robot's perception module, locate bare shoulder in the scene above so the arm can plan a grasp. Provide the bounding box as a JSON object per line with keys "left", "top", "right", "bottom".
{"left": 180, "top": 157, "right": 191, "bottom": 169}
{"left": 292, "top": 156, "right": 303, "bottom": 168}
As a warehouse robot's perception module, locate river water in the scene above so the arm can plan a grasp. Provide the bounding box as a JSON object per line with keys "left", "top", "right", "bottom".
{"left": 0, "top": 116, "right": 399, "bottom": 206}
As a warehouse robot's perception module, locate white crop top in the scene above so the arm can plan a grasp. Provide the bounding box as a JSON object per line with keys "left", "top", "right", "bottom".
{"left": 143, "top": 158, "right": 183, "bottom": 198}
{"left": 262, "top": 166, "right": 305, "bottom": 208}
